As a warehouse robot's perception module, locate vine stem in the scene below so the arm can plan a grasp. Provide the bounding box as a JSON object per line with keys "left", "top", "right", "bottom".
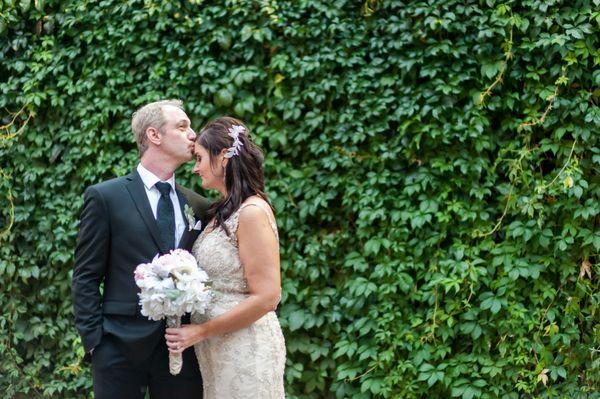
{"left": 539, "top": 139, "right": 577, "bottom": 191}
{"left": 0, "top": 105, "right": 28, "bottom": 240}
{"left": 422, "top": 286, "right": 439, "bottom": 343}
{"left": 537, "top": 284, "right": 564, "bottom": 333}
{"left": 1, "top": 105, "right": 31, "bottom": 141}
{"left": 0, "top": 169, "right": 14, "bottom": 240}
{"left": 518, "top": 68, "right": 568, "bottom": 131}
{"left": 362, "top": 0, "right": 378, "bottom": 16}
{"left": 474, "top": 185, "right": 513, "bottom": 238}
{"left": 479, "top": 21, "right": 513, "bottom": 106}
{"left": 348, "top": 361, "right": 380, "bottom": 382}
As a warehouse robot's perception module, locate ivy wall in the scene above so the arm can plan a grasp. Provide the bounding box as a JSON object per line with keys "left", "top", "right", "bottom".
{"left": 1, "top": 0, "right": 599, "bottom": 398}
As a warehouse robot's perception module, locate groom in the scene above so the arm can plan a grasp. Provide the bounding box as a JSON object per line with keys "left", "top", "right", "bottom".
{"left": 72, "top": 99, "right": 210, "bottom": 398}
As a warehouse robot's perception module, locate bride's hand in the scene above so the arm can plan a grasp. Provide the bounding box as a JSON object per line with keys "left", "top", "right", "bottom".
{"left": 165, "top": 323, "right": 207, "bottom": 354}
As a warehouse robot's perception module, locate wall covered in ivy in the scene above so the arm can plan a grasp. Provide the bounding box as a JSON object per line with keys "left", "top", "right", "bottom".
{"left": 1, "top": 0, "right": 598, "bottom": 398}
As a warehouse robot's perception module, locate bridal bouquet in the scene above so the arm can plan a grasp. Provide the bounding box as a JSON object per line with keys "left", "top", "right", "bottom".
{"left": 134, "top": 249, "right": 211, "bottom": 375}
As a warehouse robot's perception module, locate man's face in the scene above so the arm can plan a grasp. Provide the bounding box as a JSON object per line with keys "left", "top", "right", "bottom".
{"left": 158, "top": 105, "right": 196, "bottom": 163}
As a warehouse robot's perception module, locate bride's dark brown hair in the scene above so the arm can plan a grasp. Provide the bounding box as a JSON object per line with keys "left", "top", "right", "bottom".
{"left": 196, "top": 116, "right": 272, "bottom": 236}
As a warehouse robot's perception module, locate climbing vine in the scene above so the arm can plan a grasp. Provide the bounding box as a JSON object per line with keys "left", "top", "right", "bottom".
{"left": 1, "top": 1, "right": 598, "bottom": 398}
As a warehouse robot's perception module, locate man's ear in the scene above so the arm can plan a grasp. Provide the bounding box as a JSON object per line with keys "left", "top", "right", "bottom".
{"left": 146, "top": 127, "right": 161, "bottom": 145}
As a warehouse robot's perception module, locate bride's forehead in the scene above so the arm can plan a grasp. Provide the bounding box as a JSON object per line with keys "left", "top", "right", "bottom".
{"left": 194, "top": 143, "right": 209, "bottom": 154}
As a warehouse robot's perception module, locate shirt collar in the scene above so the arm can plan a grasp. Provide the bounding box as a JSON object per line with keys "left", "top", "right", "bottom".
{"left": 137, "top": 163, "right": 176, "bottom": 192}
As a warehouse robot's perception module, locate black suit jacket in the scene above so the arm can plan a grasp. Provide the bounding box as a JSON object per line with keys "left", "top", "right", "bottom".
{"left": 72, "top": 170, "right": 211, "bottom": 365}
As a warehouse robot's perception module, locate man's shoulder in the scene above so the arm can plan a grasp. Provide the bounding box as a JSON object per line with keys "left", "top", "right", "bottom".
{"left": 176, "top": 185, "right": 211, "bottom": 213}
{"left": 176, "top": 184, "right": 201, "bottom": 199}
{"left": 86, "top": 173, "right": 135, "bottom": 195}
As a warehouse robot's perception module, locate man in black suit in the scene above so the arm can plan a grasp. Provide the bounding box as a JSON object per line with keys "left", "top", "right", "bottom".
{"left": 72, "top": 99, "right": 210, "bottom": 398}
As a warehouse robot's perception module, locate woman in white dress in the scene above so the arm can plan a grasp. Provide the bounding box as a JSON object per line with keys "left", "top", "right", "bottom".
{"left": 165, "top": 116, "right": 286, "bottom": 398}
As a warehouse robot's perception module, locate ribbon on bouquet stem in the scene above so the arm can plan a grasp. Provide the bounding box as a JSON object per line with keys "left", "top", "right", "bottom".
{"left": 166, "top": 315, "right": 183, "bottom": 375}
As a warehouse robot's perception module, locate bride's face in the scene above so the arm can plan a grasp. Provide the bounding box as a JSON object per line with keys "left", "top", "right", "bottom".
{"left": 192, "top": 143, "right": 226, "bottom": 192}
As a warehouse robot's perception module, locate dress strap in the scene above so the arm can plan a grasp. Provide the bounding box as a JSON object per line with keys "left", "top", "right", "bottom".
{"left": 238, "top": 202, "right": 279, "bottom": 241}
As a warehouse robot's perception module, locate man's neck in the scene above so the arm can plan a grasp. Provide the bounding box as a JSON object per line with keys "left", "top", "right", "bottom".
{"left": 140, "top": 156, "right": 177, "bottom": 181}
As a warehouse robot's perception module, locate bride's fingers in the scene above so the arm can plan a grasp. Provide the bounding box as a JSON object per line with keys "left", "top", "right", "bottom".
{"left": 167, "top": 341, "right": 185, "bottom": 353}
{"left": 165, "top": 330, "right": 182, "bottom": 339}
{"left": 167, "top": 344, "right": 182, "bottom": 353}
{"left": 165, "top": 337, "right": 189, "bottom": 350}
{"left": 165, "top": 333, "right": 177, "bottom": 341}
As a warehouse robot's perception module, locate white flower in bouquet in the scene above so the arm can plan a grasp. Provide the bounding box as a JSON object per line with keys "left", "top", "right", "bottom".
{"left": 134, "top": 249, "right": 211, "bottom": 321}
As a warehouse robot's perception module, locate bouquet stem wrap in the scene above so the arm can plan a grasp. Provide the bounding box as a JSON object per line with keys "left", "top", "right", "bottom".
{"left": 167, "top": 315, "right": 182, "bottom": 375}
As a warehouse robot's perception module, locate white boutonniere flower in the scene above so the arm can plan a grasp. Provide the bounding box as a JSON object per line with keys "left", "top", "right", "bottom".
{"left": 184, "top": 204, "right": 196, "bottom": 231}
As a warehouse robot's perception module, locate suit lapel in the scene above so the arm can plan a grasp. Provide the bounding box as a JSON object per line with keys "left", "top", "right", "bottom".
{"left": 175, "top": 186, "right": 190, "bottom": 249}
{"left": 126, "top": 171, "right": 168, "bottom": 254}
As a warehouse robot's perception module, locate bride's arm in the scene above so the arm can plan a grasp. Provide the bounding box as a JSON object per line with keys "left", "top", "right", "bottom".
{"left": 165, "top": 205, "right": 281, "bottom": 353}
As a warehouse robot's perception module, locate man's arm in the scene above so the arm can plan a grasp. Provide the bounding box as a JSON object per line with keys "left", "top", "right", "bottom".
{"left": 72, "top": 186, "right": 110, "bottom": 355}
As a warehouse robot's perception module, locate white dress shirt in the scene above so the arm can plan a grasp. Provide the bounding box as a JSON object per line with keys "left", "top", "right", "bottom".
{"left": 137, "top": 163, "right": 186, "bottom": 247}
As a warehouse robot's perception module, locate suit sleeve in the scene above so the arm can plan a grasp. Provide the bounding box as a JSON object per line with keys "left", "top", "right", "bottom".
{"left": 72, "top": 186, "right": 110, "bottom": 353}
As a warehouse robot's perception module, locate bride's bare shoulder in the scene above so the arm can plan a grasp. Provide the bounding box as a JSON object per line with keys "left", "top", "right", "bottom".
{"left": 242, "top": 195, "right": 270, "bottom": 208}
{"left": 239, "top": 196, "right": 276, "bottom": 223}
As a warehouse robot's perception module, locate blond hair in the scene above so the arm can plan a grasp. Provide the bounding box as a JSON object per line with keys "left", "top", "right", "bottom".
{"left": 131, "top": 99, "right": 184, "bottom": 155}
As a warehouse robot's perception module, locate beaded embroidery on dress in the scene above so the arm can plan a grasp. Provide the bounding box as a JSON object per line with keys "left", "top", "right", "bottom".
{"left": 191, "top": 203, "right": 285, "bottom": 399}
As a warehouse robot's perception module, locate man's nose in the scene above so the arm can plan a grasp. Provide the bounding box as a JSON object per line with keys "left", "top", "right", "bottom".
{"left": 188, "top": 128, "right": 197, "bottom": 140}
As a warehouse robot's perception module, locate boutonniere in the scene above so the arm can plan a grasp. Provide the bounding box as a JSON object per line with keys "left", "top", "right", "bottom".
{"left": 184, "top": 204, "right": 196, "bottom": 231}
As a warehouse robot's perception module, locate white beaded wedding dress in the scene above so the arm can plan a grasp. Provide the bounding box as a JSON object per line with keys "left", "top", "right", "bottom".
{"left": 190, "top": 203, "right": 286, "bottom": 398}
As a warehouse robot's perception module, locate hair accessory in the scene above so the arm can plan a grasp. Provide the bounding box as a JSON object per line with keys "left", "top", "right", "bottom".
{"left": 224, "top": 125, "right": 245, "bottom": 158}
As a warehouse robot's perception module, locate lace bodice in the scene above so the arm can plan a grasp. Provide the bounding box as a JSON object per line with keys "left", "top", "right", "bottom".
{"left": 191, "top": 202, "right": 279, "bottom": 317}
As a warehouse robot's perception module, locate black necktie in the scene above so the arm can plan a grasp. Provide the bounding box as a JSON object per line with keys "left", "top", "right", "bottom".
{"left": 155, "top": 182, "right": 175, "bottom": 251}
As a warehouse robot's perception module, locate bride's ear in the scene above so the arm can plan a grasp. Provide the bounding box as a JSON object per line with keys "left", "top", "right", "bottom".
{"left": 219, "top": 148, "right": 229, "bottom": 168}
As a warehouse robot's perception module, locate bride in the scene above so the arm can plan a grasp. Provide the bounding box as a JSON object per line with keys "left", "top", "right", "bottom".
{"left": 165, "top": 116, "right": 286, "bottom": 398}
